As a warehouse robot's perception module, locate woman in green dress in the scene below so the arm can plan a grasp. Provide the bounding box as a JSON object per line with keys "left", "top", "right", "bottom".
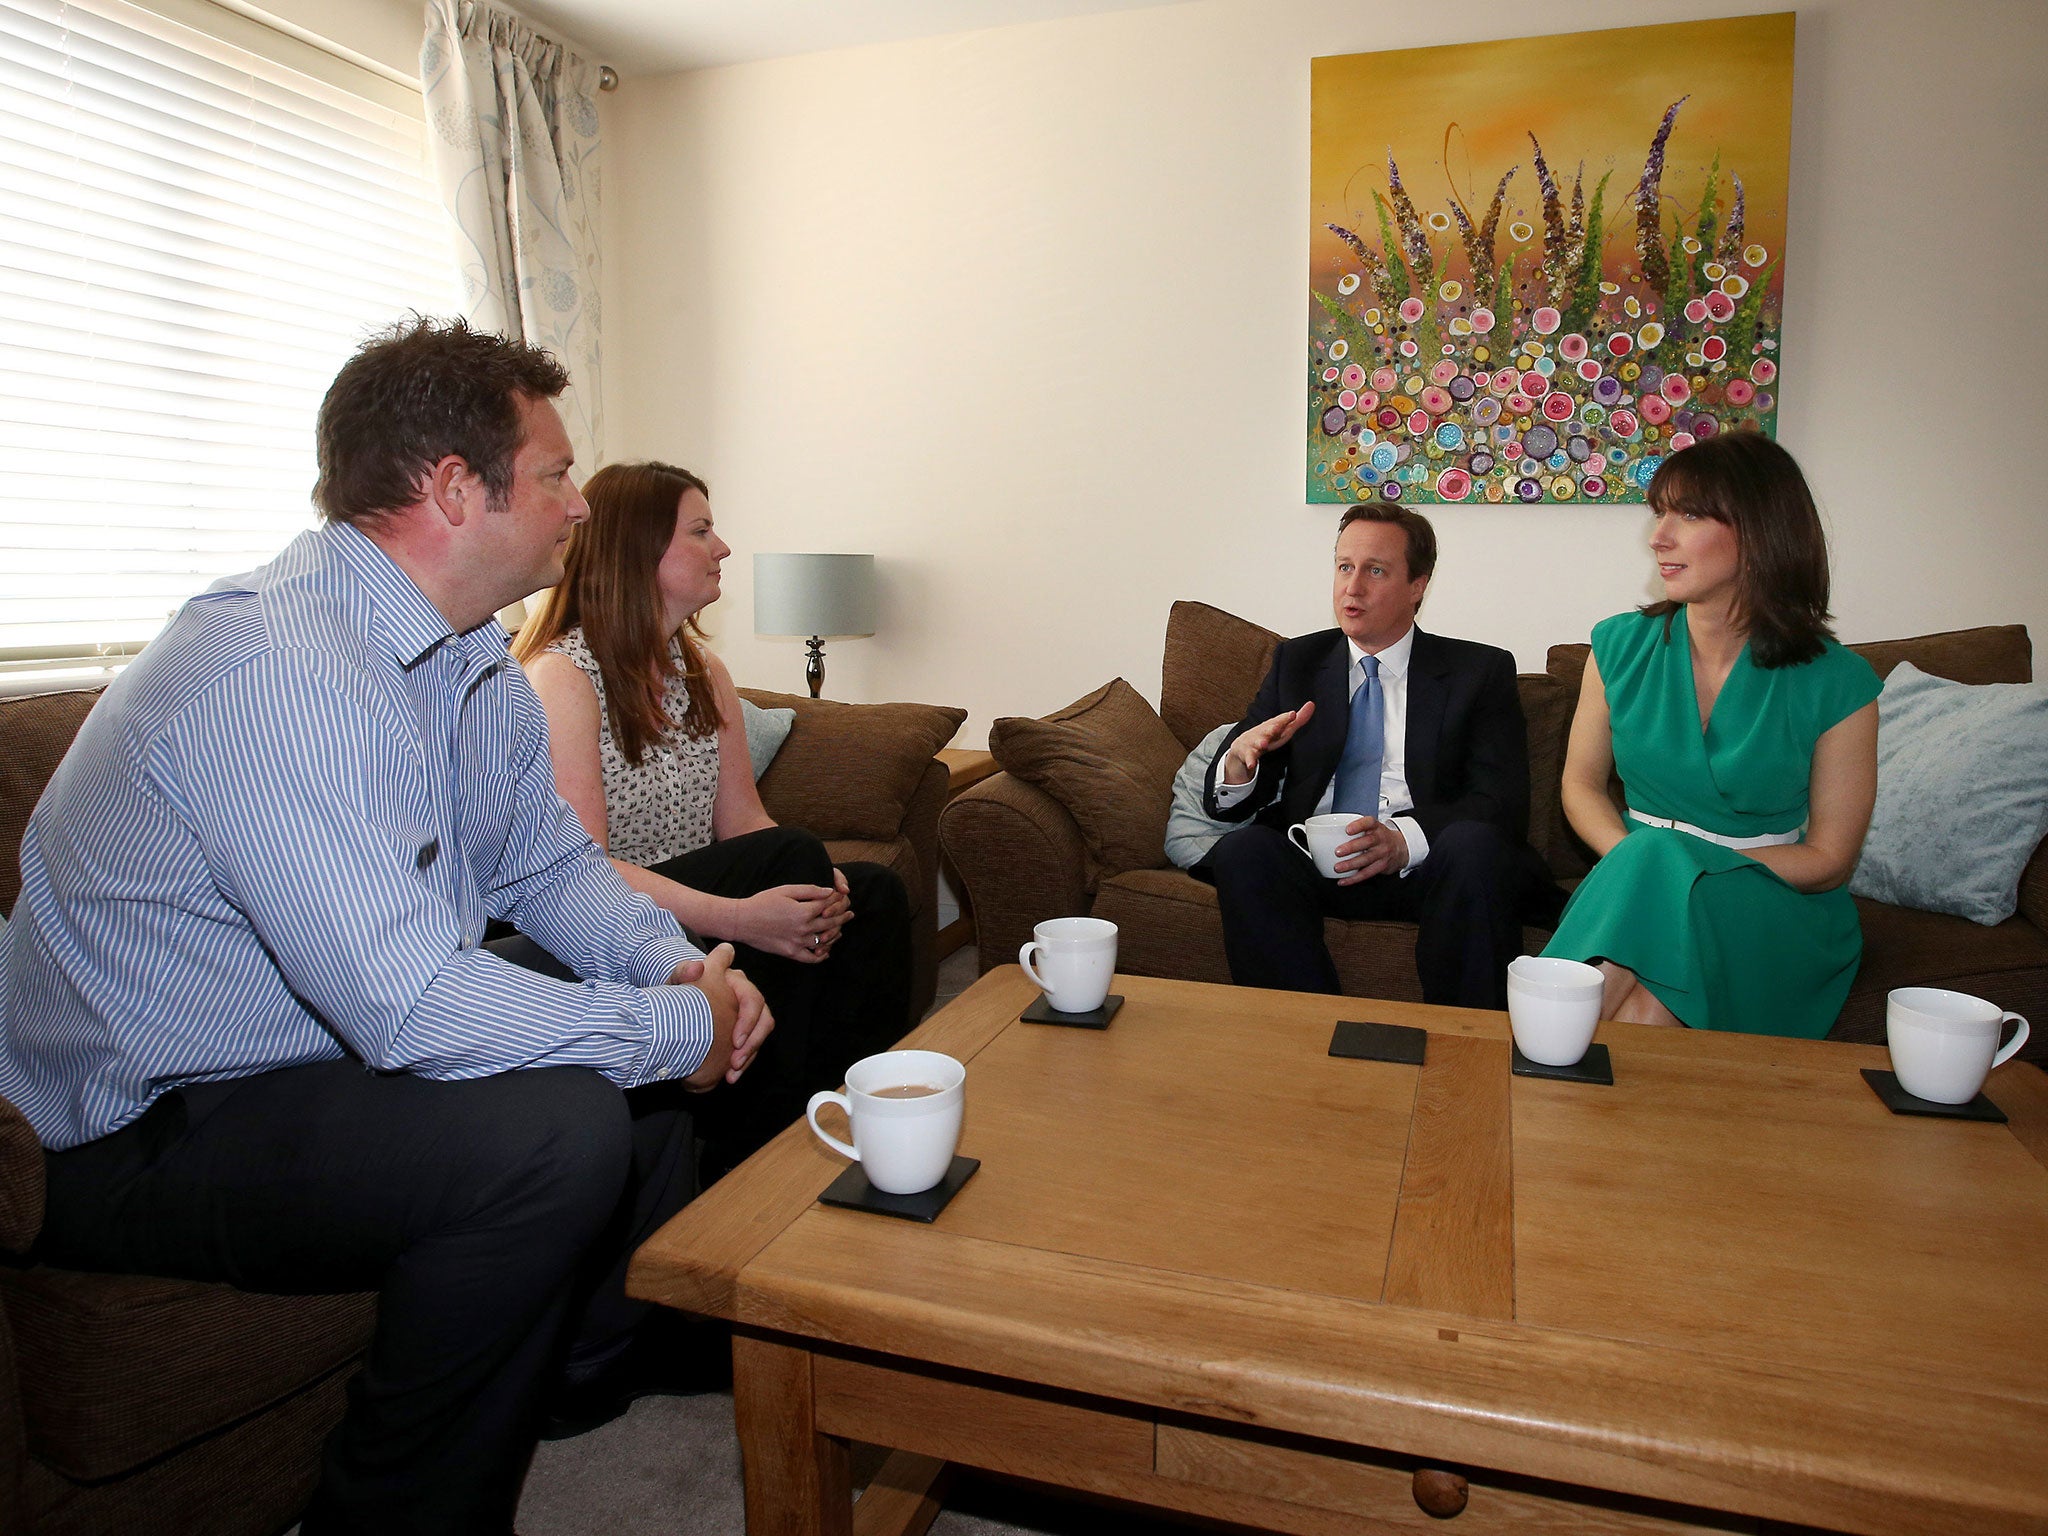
{"left": 1542, "top": 432, "right": 1881, "bottom": 1036}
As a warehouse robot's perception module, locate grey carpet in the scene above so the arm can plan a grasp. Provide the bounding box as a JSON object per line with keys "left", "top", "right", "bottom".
{"left": 517, "top": 1390, "right": 1206, "bottom": 1535}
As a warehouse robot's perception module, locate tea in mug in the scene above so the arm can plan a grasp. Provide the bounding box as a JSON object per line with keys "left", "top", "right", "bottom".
{"left": 872, "top": 1083, "right": 942, "bottom": 1099}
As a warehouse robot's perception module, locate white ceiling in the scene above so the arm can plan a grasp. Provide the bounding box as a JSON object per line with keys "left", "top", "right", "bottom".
{"left": 511, "top": 0, "right": 1196, "bottom": 78}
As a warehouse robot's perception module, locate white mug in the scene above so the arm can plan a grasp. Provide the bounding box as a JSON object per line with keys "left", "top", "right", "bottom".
{"left": 1288, "top": 813, "right": 1356, "bottom": 879}
{"left": 1506, "top": 955, "right": 1604, "bottom": 1067}
{"left": 806, "top": 1049, "right": 966, "bottom": 1195}
{"left": 1886, "top": 987, "right": 2031, "bottom": 1105}
{"left": 1018, "top": 916, "right": 1117, "bottom": 1013}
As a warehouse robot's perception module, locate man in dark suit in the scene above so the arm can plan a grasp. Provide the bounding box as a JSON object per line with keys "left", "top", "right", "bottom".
{"left": 1202, "top": 504, "right": 1556, "bottom": 1007}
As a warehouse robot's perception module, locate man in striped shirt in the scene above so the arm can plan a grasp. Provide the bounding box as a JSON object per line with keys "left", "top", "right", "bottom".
{"left": 0, "top": 318, "right": 768, "bottom": 1533}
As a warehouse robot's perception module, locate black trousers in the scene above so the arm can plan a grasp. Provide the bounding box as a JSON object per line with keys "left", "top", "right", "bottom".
{"left": 1206, "top": 819, "right": 1530, "bottom": 1009}
{"left": 36, "top": 1060, "right": 696, "bottom": 1535}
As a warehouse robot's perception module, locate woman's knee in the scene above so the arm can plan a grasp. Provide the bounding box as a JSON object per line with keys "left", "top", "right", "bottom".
{"left": 744, "top": 824, "right": 835, "bottom": 887}
{"left": 843, "top": 862, "right": 909, "bottom": 924}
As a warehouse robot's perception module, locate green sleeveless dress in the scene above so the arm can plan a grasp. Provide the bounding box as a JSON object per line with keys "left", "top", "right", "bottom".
{"left": 1542, "top": 609, "right": 1881, "bottom": 1037}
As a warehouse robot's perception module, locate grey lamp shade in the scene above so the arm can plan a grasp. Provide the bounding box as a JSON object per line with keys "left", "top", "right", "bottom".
{"left": 752, "top": 553, "right": 877, "bottom": 638}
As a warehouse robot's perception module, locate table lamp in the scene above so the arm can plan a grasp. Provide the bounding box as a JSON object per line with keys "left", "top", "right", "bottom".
{"left": 752, "top": 553, "right": 877, "bottom": 698}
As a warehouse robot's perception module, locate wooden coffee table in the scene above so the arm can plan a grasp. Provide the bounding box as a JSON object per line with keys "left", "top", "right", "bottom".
{"left": 627, "top": 969, "right": 2048, "bottom": 1536}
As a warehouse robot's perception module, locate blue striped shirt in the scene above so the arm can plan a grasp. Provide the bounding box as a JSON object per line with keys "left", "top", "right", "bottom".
{"left": 0, "top": 522, "right": 714, "bottom": 1150}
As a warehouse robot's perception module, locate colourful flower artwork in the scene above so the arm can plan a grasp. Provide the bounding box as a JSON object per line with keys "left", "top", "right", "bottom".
{"left": 1308, "top": 14, "right": 1795, "bottom": 505}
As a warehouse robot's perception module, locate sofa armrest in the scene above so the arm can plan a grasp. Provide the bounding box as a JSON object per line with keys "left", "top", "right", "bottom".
{"left": 940, "top": 772, "right": 1090, "bottom": 975}
{"left": 2018, "top": 837, "right": 2048, "bottom": 935}
{"left": 898, "top": 760, "right": 947, "bottom": 1018}
{"left": 0, "top": 1091, "right": 29, "bottom": 1534}
{"left": 0, "top": 1097, "right": 40, "bottom": 1259}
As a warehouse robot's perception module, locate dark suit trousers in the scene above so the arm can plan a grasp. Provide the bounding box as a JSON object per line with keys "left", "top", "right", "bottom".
{"left": 1207, "top": 819, "right": 1523, "bottom": 1009}
{"left": 37, "top": 1060, "right": 692, "bottom": 1535}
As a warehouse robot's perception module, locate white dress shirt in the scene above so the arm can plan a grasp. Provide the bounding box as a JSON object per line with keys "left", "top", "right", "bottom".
{"left": 1215, "top": 626, "right": 1431, "bottom": 872}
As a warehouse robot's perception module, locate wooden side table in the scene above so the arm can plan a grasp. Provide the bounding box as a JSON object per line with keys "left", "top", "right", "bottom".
{"left": 935, "top": 748, "right": 997, "bottom": 959}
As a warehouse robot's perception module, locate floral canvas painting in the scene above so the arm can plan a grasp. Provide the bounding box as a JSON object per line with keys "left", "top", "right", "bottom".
{"left": 1307, "top": 14, "right": 1795, "bottom": 505}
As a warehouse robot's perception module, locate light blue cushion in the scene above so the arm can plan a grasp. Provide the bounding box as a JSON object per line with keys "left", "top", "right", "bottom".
{"left": 1849, "top": 661, "right": 2048, "bottom": 925}
{"left": 740, "top": 698, "right": 796, "bottom": 781}
{"left": 1164, "top": 723, "right": 1238, "bottom": 869}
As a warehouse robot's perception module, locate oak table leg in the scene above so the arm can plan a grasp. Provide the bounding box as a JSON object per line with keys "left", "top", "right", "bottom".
{"left": 733, "top": 1333, "right": 853, "bottom": 1536}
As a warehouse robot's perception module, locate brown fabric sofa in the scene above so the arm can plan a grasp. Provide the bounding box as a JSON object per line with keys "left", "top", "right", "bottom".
{"left": 0, "top": 680, "right": 960, "bottom": 1535}
{"left": 942, "top": 601, "right": 2048, "bottom": 1061}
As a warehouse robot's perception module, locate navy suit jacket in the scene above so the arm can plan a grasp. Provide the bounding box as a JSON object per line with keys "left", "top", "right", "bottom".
{"left": 1201, "top": 626, "right": 1533, "bottom": 847}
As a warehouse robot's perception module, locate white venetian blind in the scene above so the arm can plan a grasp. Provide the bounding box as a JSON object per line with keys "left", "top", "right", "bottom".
{"left": 0, "top": 0, "right": 459, "bottom": 680}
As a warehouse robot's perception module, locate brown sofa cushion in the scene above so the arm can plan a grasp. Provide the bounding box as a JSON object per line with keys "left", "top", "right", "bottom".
{"left": 1850, "top": 625, "right": 2031, "bottom": 685}
{"left": 990, "top": 679, "right": 1188, "bottom": 882}
{"left": 2, "top": 687, "right": 102, "bottom": 920}
{"left": 2, "top": 1267, "right": 374, "bottom": 1480}
{"left": 740, "top": 689, "right": 964, "bottom": 842}
{"left": 1159, "top": 601, "right": 1280, "bottom": 751}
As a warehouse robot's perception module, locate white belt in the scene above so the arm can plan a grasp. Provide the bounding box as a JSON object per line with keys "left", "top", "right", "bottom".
{"left": 1628, "top": 808, "right": 1801, "bottom": 850}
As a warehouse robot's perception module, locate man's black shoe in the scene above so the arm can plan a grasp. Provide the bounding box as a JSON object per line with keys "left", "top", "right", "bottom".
{"left": 540, "top": 1315, "right": 732, "bottom": 1441}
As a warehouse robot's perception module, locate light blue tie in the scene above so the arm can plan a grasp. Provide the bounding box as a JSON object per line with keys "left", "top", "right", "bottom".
{"left": 1331, "top": 655, "right": 1384, "bottom": 817}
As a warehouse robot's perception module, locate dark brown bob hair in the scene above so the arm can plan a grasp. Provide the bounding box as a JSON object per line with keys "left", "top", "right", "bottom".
{"left": 515, "top": 462, "right": 720, "bottom": 764}
{"left": 313, "top": 315, "right": 569, "bottom": 524}
{"left": 1337, "top": 503, "right": 1438, "bottom": 583}
{"left": 1641, "top": 430, "right": 1834, "bottom": 669}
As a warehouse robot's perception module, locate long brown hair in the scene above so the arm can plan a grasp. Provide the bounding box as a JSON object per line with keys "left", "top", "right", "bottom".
{"left": 515, "top": 461, "right": 721, "bottom": 764}
{"left": 1640, "top": 430, "right": 1834, "bottom": 669}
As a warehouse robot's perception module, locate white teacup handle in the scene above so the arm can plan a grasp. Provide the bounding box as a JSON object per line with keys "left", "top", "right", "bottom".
{"left": 1018, "top": 940, "right": 1049, "bottom": 992}
{"left": 1287, "top": 822, "right": 1313, "bottom": 858}
{"left": 1992, "top": 1013, "right": 2031, "bottom": 1071}
{"left": 806, "top": 1090, "right": 859, "bottom": 1161}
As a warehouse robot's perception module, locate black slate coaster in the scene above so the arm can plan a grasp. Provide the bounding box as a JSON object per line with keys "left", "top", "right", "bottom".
{"left": 1020, "top": 994, "right": 1123, "bottom": 1029}
{"left": 1512, "top": 1042, "right": 1614, "bottom": 1085}
{"left": 1329, "top": 1020, "right": 1427, "bottom": 1065}
{"left": 817, "top": 1156, "right": 981, "bottom": 1222}
{"left": 1860, "top": 1068, "right": 2007, "bottom": 1123}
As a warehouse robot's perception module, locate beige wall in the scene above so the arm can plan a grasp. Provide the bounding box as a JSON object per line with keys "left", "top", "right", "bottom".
{"left": 601, "top": 0, "right": 2047, "bottom": 746}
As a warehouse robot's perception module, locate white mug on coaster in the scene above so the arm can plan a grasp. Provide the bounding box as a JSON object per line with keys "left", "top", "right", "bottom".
{"left": 1288, "top": 813, "right": 1356, "bottom": 879}
{"left": 1506, "top": 955, "right": 1604, "bottom": 1067}
{"left": 1018, "top": 916, "right": 1117, "bottom": 1013}
{"left": 1886, "top": 987, "right": 2030, "bottom": 1105}
{"left": 806, "top": 1049, "right": 966, "bottom": 1194}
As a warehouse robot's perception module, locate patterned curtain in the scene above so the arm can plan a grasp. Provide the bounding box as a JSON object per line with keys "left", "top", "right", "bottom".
{"left": 419, "top": 0, "right": 603, "bottom": 472}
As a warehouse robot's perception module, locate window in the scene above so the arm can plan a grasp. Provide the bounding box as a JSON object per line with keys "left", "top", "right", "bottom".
{"left": 0, "top": 0, "right": 458, "bottom": 689}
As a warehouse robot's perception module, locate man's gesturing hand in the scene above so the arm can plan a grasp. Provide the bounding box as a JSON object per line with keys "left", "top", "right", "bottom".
{"left": 1219, "top": 701, "right": 1316, "bottom": 786}
{"left": 670, "top": 943, "right": 773, "bottom": 1089}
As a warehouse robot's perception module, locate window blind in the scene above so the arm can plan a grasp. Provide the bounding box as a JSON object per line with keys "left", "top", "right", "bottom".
{"left": 0, "top": 0, "right": 458, "bottom": 683}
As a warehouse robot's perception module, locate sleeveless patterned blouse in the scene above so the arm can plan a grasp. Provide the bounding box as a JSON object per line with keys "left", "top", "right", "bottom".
{"left": 546, "top": 627, "right": 720, "bottom": 867}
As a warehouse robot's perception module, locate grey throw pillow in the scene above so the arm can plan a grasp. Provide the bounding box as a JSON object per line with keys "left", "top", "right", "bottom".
{"left": 1849, "top": 661, "right": 2048, "bottom": 924}
{"left": 1164, "top": 723, "right": 1238, "bottom": 870}
{"left": 739, "top": 697, "right": 795, "bottom": 781}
